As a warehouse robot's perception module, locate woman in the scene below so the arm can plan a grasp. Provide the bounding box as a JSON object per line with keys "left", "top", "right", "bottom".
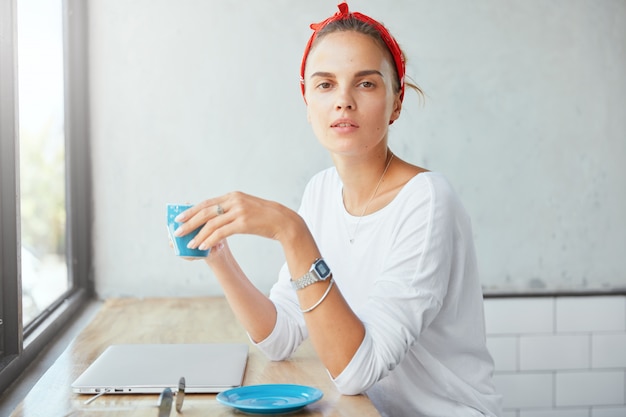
{"left": 173, "top": 3, "right": 501, "bottom": 416}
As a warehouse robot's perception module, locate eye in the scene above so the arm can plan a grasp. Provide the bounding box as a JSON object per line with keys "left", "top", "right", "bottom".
{"left": 316, "top": 81, "right": 333, "bottom": 90}
{"left": 359, "top": 81, "right": 375, "bottom": 88}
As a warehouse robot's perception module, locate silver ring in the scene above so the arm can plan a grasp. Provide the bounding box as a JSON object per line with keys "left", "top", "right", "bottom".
{"left": 216, "top": 204, "right": 225, "bottom": 215}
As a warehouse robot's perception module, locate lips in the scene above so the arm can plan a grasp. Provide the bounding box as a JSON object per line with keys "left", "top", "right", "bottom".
{"left": 331, "top": 119, "right": 358, "bottom": 128}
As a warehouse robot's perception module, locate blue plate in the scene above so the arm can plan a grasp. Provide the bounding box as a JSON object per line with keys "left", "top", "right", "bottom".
{"left": 216, "top": 384, "right": 323, "bottom": 414}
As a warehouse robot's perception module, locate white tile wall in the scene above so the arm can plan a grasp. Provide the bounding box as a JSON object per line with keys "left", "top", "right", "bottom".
{"left": 487, "top": 336, "right": 518, "bottom": 371}
{"left": 492, "top": 373, "right": 553, "bottom": 408}
{"left": 556, "top": 297, "right": 626, "bottom": 333}
{"left": 592, "top": 334, "right": 626, "bottom": 368}
{"left": 485, "top": 296, "right": 626, "bottom": 416}
{"left": 556, "top": 371, "right": 624, "bottom": 407}
{"left": 520, "top": 334, "right": 590, "bottom": 370}
{"left": 485, "top": 298, "right": 555, "bottom": 334}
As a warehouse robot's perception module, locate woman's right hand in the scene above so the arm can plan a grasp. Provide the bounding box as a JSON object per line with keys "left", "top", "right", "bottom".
{"left": 172, "top": 191, "right": 304, "bottom": 252}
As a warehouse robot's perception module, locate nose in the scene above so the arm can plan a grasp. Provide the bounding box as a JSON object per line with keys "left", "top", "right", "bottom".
{"left": 335, "top": 87, "right": 355, "bottom": 111}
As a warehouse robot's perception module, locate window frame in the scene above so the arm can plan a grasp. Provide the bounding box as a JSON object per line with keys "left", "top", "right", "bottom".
{"left": 0, "top": 0, "right": 92, "bottom": 394}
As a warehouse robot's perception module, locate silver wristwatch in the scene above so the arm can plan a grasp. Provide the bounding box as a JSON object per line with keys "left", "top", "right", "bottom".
{"left": 291, "top": 258, "right": 332, "bottom": 290}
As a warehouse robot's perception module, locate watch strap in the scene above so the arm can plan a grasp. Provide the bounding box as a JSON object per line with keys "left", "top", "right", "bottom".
{"left": 292, "top": 270, "right": 320, "bottom": 290}
{"left": 291, "top": 258, "right": 330, "bottom": 290}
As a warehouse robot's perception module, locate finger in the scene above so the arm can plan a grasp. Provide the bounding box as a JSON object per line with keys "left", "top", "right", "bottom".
{"left": 196, "top": 201, "right": 228, "bottom": 221}
{"left": 194, "top": 217, "right": 240, "bottom": 251}
{"left": 175, "top": 198, "right": 221, "bottom": 223}
{"left": 174, "top": 199, "right": 226, "bottom": 237}
{"left": 202, "top": 240, "right": 228, "bottom": 265}
{"left": 192, "top": 216, "right": 233, "bottom": 250}
{"left": 186, "top": 208, "right": 236, "bottom": 251}
{"left": 177, "top": 191, "right": 247, "bottom": 243}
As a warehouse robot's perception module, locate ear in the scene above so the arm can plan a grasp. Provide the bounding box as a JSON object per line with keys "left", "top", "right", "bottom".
{"left": 389, "top": 95, "right": 402, "bottom": 124}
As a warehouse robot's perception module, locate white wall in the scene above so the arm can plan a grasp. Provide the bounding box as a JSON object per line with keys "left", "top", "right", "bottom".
{"left": 88, "top": 0, "right": 626, "bottom": 297}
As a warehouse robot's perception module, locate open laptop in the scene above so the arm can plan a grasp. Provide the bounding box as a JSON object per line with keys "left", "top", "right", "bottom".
{"left": 71, "top": 343, "right": 248, "bottom": 394}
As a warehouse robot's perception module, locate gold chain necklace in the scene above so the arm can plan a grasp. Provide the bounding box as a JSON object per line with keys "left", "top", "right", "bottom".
{"left": 346, "top": 153, "right": 394, "bottom": 244}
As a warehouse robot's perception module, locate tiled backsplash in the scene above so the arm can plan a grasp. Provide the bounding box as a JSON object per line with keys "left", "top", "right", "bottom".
{"left": 484, "top": 296, "right": 626, "bottom": 417}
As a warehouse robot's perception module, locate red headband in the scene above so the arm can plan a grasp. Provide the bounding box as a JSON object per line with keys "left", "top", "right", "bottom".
{"left": 300, "top": 2, "right": 406, "bottom": 102}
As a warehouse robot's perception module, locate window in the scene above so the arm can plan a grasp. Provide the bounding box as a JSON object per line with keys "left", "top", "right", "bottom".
{"left": 0, "top": 0, "right": 92, "bottom": 394}
{"left": 18, "top": 0, "right": 69, "bottom": 328}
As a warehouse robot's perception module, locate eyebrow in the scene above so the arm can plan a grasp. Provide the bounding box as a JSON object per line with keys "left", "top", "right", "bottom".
{"left": 309, "top": 69, "right": 384, "bottom": 79}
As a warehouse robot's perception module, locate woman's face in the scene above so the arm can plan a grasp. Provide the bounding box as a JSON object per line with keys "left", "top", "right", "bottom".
{"left": 303, "top": 30, "right": 402, "bottom": 157}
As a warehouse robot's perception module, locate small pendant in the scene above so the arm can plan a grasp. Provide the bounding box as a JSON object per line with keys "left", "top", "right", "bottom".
{"left": 349, "top": 238, "right": 354, "bottom": 244}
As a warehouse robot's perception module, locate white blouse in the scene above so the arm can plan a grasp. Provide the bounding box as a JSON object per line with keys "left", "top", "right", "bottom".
{"left": 254, "top": 168, "right": 502, "bottom": 417}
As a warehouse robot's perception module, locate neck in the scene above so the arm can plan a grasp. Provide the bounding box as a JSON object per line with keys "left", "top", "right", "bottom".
{"left": 338, "top": 149, "right": 394, "bottom": 216}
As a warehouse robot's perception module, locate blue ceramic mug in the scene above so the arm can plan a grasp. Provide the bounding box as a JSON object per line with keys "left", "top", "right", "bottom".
{"left": 166, "top": 203, "right": 210, "bottom": 257}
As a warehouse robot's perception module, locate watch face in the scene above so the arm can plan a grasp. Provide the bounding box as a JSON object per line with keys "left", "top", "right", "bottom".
{"left": 314, "top": 259, "right": 331, "bottom": 279}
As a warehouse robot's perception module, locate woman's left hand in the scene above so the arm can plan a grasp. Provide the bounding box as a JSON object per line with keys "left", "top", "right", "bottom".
{"left": 172, "top": 191, "right": 297, "bottom": 251}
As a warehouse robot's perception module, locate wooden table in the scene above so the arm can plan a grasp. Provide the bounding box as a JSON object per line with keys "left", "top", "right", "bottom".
{"left": 10, "top": 297, "right": 380, "bottom": 416}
